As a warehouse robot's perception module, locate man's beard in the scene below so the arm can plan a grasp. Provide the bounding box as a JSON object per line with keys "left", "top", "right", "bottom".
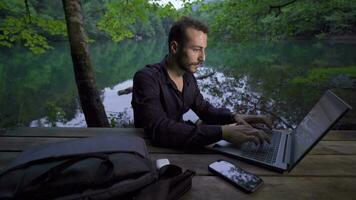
{"left": 176, "top": 51, "right": 202, "bottom": 73}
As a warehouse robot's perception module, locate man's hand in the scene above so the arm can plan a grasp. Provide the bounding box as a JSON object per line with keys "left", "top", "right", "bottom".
{"left": 222, "top": 124, "right": 271, "bottom": 147}
{"left": 234, "top": 114, "right": 273, "bottom": 129}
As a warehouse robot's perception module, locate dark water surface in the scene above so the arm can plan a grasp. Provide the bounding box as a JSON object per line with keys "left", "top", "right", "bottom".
{"left": 1, "top": 39, "right": 355, "bottom": 129}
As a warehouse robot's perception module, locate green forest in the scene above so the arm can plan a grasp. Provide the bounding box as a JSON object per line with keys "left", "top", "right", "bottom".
{"left": 0, "top": 0, "right": 188, "bottom": 53}
{"left": 197, "top": 0, "right": 356, "bottom": 41}
{"left": 1, "top": 0, "right": 356, "bottom": 128}
{"left": 1, "top": 0, "right": 356, "bottom": 53}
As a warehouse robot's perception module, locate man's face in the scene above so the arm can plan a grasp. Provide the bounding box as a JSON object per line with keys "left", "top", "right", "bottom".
{"left": 175, "top": 28, "right": 207, "bottom": 73}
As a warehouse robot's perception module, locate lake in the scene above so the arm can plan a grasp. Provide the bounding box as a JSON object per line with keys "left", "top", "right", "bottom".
{"left": 1, "top": 39, "right": 355, "bottom": 129}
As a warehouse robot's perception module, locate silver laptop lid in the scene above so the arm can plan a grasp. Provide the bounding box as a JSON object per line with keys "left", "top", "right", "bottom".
{"left": 289, "top": 90, "right": 352, "bottom": 171}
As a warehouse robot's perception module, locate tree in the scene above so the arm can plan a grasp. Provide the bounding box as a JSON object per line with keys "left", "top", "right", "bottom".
{"left": 62, "top": 0, "right": 109, "bottom": 127}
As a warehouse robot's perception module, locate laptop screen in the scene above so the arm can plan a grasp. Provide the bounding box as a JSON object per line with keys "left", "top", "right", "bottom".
{"left": 290, "top": 90, "right": 351, "bottom": 168}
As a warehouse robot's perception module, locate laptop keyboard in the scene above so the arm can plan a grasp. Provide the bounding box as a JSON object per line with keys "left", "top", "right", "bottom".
{"left": 239, "top": 131, "right": 282, "bottom": 164}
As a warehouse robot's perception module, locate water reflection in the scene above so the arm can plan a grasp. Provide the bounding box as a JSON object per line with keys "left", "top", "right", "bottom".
{"left": 30, "top": 80, "right": 134, "bottom": 127}
{"left": 1, "top": 39, "right": 355, "bottom": 128}
{"left": 0, "top": 39, "right": 166, "bottom": 127}
{"left": 30, "top": 66, "right": 353, "bottom": 129}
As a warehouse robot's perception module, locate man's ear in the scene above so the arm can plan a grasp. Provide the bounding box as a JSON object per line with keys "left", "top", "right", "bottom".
{"left": 170, "top": 41, "right": 179, "bottom": 54}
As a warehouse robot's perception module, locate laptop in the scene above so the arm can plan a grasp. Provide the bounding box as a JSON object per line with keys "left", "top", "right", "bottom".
{"left": 209, "top": 90, "right": 352, "bottom": 173}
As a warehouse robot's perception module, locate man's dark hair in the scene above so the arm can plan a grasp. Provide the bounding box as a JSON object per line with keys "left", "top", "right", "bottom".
{"left": 168, "top": 16, "right": 209, "bottom": 52}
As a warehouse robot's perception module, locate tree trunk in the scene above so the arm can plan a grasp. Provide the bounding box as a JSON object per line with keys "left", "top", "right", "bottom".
{"left": 62, "top": 0, "right": 110, "bottom": 127}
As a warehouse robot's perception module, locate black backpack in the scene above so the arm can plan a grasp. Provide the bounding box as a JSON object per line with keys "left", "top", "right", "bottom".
{"left": 0, "top": 134, "right": 194, "bottom": 200}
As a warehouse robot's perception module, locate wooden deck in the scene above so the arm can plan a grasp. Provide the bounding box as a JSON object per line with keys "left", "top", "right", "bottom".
{"left": 0, "top": 128, "right": 356, "bottom": 199}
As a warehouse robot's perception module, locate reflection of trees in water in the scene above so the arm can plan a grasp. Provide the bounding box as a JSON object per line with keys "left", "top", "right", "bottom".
{"left": 109, "top": 67, "right": 300, "bottom": 129}
{"left": 107, "top": 108, "right": 134, "bottom": 128}
{"left": 3, "top": 39, "right": 355, "bottom": 128}
{"left": 107, "top": 109, "right": 134, "bottom": 128}
{"left": 198, "top": 67, "right": 296, "bottom": 129}
{"left": 198, "top": 64, "right": 356, "bottom": 129}
{"left": 0, "top": 39, "right": 165, "bottom": 128}
{"left": 205, "top": 40, "right": 356, "bottom": 129}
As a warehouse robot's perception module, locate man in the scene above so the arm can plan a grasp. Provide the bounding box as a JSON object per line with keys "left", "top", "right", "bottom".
{"left": 132, "top": 17, "right": 271, "bottom": 148}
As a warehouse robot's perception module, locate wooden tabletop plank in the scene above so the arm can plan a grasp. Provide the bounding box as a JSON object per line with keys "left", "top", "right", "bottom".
{"left": 0, "top": 137, "right": 182, "bottom": 153}
{"left": 1, "top": 128, "right": 355, "bottom": 141}
{"left": 150, "top": 154, "right": 356, "bottom": 176}
{"left": 0, "top": 128, "right": 146, "bottom": 138}
{"left": 324, "top": 130, "right": 356, "bottom": 140}
{"left": 0, "top": 136, "right": 355, "bottom": 156}
{"left": 182, "top": 176, "right": 356, "bottom": 200}
{"left": 310, "top": 141, "right": 356, "bottom": 155}
{"left": 1, "top": 151, "right": 355, "bottom": 177}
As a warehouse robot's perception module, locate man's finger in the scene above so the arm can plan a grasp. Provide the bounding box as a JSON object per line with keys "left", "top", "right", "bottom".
{"left": 259, "top": 130, "right": 271, "bottom": 144}
{"left": 253, "top": 130, "right": 265, "bottom": 145}
{"left": 251, "top": 123, "right": 272, "bottom": 135}
{"left": 244, "top": 135, "right": 260, "bottom": 146}
{"left": 236, "top": 117, "right": 251, "bottom": 127}
{"left": 262, "top": 117, "right": 273, "bottom": 129}
{"left": 244, "top": 115, "right": 273, "bottom": 129}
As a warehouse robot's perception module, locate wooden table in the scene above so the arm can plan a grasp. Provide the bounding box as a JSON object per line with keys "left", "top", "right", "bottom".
{"left": 1, "top": 128, "right": 356, "bottom": 199}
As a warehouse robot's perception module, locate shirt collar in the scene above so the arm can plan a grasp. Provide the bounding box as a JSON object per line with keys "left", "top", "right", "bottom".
{"left": 159, "top": 55, "right": 191, "bottom": 87}
{"left": 160, "top": 55, "right": 174, "bottom": 86}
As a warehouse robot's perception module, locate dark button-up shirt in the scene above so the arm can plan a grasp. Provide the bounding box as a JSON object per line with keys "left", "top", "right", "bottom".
{"left": 132, "top": 56, "right": 235, "bottom": 148}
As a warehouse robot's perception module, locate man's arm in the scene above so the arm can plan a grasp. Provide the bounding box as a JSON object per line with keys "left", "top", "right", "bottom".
{"left": 132, "top": 70, "right": 222, "bottom": 148}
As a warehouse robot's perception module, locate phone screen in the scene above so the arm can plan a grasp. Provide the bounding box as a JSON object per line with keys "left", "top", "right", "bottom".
{"left": 209, "top": 160, "right": 263, "bottom": 192}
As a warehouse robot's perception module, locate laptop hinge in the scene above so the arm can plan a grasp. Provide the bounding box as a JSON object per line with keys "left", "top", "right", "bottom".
{"left": 283, "top": 132, "right": 292, "bottom": 166}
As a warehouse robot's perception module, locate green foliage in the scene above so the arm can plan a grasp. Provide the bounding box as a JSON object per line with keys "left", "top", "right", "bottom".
{"left": 97, "top": 0, "right": 145, "bottom": 42}
{"left": 0, "top": 0, "right": 66, "bottom": 54}
{"left": 1, "top": 0, "right": 194, "bottom": 52}
{"left": 194, "top": 0, "right": 356, "bottom": 41}
{"left": 2, "top": 0, "right": 355, "bottom": 52}
{"left": 292, "top": 66, "right": 356, "bottom": 84}
{"left": 97, "top": 0, "right": 189, "bottom": 42}
{"left": 45, "top": 101, "right": 67, "bottom": 127}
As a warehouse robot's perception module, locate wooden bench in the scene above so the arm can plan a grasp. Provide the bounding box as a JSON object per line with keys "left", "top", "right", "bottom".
{"left": 1, "top": 128, "right": 356, "bottom": 199}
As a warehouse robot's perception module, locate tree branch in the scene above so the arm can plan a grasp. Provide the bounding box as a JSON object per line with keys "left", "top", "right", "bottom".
{"left": 24, "top": 0, "right": 32, "bottom": 23}
{"left": 269, "top": 0, "right": 298, "bottom": 16}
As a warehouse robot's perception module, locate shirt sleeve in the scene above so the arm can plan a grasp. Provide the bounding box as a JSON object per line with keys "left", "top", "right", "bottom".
{"left": 190, "top": 76, "right": 236, "bottom": 125}
{"left": 132, "top": 70, "right": 222, "bottom": 148}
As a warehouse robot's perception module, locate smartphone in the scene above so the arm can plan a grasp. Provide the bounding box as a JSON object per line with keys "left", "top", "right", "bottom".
{"left": 208, "top": 160, "right": 263, "bottom": 193}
